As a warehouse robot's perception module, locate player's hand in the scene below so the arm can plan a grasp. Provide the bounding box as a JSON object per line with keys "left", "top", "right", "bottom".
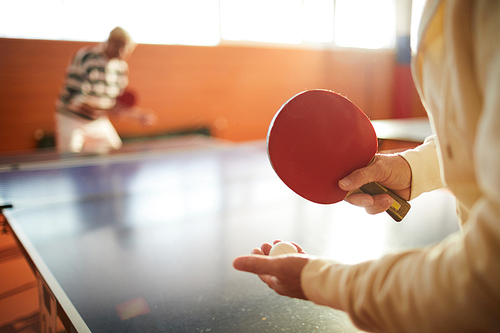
{"left": 257, "top": 239, "right": 306, "bottom": 256}
{"left": 339, "top": 154, "right": 412, "bottom": 215}
{"left": 139, "top": 111, "right": 157, "bottom": 126}
{"left": 233, "top": 240, "right": 309, "bottom": 300}
{"left": 78, "top": 103, "right": 107, "bottom": 118}
{"left": 108, "top": 105, "right": 127, "bottom": 118}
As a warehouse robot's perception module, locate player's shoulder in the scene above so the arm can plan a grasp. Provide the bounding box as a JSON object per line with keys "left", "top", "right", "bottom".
{"left": 74, "top": 44, "right": 105, "bottom": 66}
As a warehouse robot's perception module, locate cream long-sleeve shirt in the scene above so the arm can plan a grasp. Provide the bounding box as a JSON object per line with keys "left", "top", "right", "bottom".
{"left": 301, "top": 0, "right": 500, "bottom": 331}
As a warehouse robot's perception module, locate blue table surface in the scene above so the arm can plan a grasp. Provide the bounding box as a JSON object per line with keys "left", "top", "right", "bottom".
{"left": 0, "top": 137, "right": 459, "bottom": 332}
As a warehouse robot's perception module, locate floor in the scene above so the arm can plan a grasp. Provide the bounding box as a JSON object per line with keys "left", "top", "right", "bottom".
{"left": 0, "top": 218, "right": 39, "bottom": 333}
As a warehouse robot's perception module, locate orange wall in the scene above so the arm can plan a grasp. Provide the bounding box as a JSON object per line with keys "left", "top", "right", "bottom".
{"left": 0, "top": 38, "right": 425, "bottom": 153}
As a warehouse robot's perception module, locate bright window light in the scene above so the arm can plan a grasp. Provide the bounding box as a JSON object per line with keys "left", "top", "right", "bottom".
{"left": 410, "top": 0, "right": 427, "bottom": 52}
{"left": 125, "top": 0, "right": 220, "bottom": 46}
{"left": 335, "top": 0, "right": 396, "bottom": 49}
{"left": 303, "top": 0, "right": 334, "bottom": 43}
{"left": 0, "top": 0, "right": 65, "bottom": 40}
{"left": 220, "top": 0, "right": 334, "bottom": 44}
{"left": 0, "top": 0, "right": 220, "bottom": 46}
{"left": 220, "top": 0, "right": 303, "bottom": 44}
{"left": 0, "top": 0, "right": 396, "bottom": 49}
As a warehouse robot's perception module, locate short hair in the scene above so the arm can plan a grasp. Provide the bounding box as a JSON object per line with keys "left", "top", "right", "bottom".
{"left": 108, "top": 27, "right": 134, "bottom": 46}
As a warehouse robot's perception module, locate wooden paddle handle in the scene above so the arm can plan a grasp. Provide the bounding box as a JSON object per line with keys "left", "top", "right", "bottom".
{"left": 359, "top": 182, "right": 411, "bottom": 222}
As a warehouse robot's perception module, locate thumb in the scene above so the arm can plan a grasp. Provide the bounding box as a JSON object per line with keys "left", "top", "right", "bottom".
{"left": 339, "top": 166, "right": 375, "bottom": 191}
{"left": 233, "top": 254, "right": 309, "bottom": 277}
{"left": 233, "top": 255, "right": 276, "bottom": 275}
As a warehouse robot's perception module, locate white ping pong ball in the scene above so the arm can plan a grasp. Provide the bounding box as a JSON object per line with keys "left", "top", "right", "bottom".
{"left": 269, "top": 242, "right": 298, "bottom": 256}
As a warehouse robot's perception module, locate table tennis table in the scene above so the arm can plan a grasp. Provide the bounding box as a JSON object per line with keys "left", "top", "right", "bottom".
{"left": 0, "top": 135, "right": 458, "bottom": 332}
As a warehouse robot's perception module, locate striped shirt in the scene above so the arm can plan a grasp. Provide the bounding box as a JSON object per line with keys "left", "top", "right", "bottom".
{"left": 56, "top": 44, "right": 129, "bottom": 120}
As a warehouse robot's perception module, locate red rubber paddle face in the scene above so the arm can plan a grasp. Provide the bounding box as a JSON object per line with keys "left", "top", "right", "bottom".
{"left": 117, "top": 90, "right": 136, "bottom": 107}
{"left": 267, "top": 90, "right": 378, "bottom": 204}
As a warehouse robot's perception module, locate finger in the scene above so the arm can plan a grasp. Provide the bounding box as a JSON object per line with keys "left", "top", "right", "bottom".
{"left": 233, "top": 255, "right": 274, "bottom": 275}
{"left": 233, "top": 254, "right": 308, "bottom": 275}
{"left": 251, "top": 247, "right": 264, "bottom": 255}
{"left": 344, "top": 192, "right": 374, "bottom": 207}
{"left": 234, "top": 254, "right": 303, "bottom": 275}
{"left": 365, "top": 194, "right": 394, "bottom": 215}
{"left": 261, "top": 242, "right": 273, "bottom": 255}
{"left": 338, "top": 166, "right": 374, "bottom": 191}
{"left": 346, "top": 192, "right": 393, "bottom": 214}
{"left": 290, "top": 242, "right": 305, "bottom": 254}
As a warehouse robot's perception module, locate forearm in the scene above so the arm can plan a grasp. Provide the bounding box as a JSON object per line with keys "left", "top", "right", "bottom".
{"left": 78, "top": 103, "right": 110, "bottom": 118}
{"left": 301, "top": 227, "right": 500, "bottom": 332}
{"left": 300, "top": 1, "right": 500, "bottom": 330}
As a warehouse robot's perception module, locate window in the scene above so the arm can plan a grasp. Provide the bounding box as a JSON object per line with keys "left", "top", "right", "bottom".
{"left": 0, "top": 0, "right": 220, "bottom": 46}
{"left": 335, "top": 0, "right": 396, "bottom": 49}
{"left": 0, "top": 0, "right": 397, "bottom": 49}
{"left": 410, "top": 0, "right": 427, "bottom": 52}
{"left": 220, "top": 0, "right": 333, "bottom": 44}
{"left": 124, "top": 0, "right": 220, "bottom": 46}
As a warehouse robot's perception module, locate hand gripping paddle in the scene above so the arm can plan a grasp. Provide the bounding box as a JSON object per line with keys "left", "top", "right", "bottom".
{"left": 267, "top": 90, "right": 410, "bottom": 222}
{"left": 116, "top": 89, "right": 157, "bottom": 126}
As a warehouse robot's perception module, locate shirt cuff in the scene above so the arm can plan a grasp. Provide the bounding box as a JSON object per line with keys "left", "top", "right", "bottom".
{"left": 399, "top": 136, "right": 444, "bottom": 200}
{"left": 301, "top": 257, "right": 350, "bottom": 310}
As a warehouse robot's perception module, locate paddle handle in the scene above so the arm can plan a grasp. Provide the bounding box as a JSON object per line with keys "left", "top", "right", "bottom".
{"left": 359, "top": 182, "right": 411, "bottom": 222}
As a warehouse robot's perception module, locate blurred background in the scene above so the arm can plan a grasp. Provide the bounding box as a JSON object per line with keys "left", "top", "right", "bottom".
{"left": 0, "top": 0, "right": 426, "bottom": 153}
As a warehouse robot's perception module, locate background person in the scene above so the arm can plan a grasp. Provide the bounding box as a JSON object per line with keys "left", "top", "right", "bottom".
{"left": 55, "top": 27, "right": 154, "bottom": 154}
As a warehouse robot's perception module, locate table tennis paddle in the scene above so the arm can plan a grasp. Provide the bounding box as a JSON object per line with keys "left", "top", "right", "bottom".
{"left": 116, "top": 89, "right": 157, "bottom": 126}
{"left": 117, "top": 89, "right": 137, "bottom": 107}
{"left": 267, "top": 89, "right": 410, "bottom": 222}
